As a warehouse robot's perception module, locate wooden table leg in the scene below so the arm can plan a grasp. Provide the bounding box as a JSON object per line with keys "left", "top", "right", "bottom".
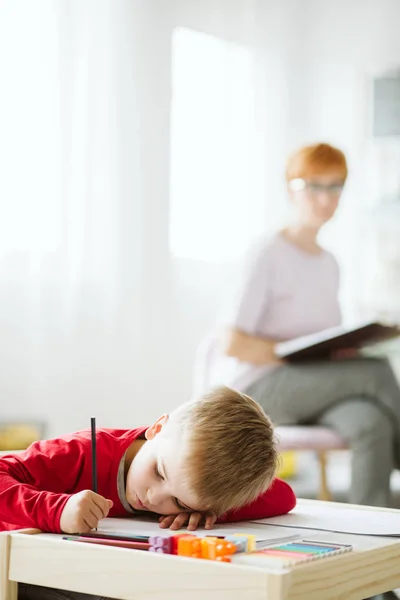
{"left": 0, "top": 533, "right": 17, "bottom": 600}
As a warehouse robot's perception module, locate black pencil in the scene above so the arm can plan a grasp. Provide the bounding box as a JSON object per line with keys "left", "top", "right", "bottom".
{"left": 91, "top": 417, "right": 98, "bottom": 494}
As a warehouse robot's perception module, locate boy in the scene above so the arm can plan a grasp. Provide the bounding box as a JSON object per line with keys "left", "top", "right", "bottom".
{"left": 0, "top": 387, "right": 296, "bottom": 534}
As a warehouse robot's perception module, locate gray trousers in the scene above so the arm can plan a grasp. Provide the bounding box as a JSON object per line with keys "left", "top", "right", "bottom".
{"left": 246, "top": 357, "right": 400, "bottom": 507}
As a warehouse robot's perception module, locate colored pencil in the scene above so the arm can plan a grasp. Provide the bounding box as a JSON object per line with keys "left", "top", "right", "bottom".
{"left": 91, "top": 417, "right": 97, "bottom": 494}
{"left": 63, "top": 536, "right": 150, "bottom": 550}
{"left": 81, "top": 532, "right": 150, "bottom": 543}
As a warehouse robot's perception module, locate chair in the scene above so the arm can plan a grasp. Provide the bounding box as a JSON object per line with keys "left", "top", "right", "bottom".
{"left": 275, "top": 425, "right": 348, "bottom": 501}
{"left": 0, "top": 421, "right": 46, "bottom": 451}
{"left": 193, "top": 335, "right": 348, "bottom": 501}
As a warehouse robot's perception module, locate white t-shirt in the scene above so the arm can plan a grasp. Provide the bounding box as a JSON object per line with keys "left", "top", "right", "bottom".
{"left": 208, "top": 233, "right": 342, "bottom": 392}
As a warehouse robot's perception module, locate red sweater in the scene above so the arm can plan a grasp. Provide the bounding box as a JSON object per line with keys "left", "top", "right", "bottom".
{"left": 0, "top": 427, "right": 296, "bottom": 532}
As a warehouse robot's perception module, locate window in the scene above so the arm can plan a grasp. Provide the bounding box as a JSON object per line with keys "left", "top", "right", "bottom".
{"left": 169, "top": 27, "right": 264, "bottom": 262}
{"left": 0, "top": 1, "right": 60, "bottom": 252}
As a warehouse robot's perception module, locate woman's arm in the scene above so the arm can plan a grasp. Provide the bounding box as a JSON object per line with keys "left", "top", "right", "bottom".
{"left": 219, "top": 240, "right": 281, "bottom": 366}
{"left": 222, "top": 327, "right": 283, "bottom": 366}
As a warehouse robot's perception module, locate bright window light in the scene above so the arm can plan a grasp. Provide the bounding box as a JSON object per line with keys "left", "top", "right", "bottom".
{"left": 169, "top": 27, "right": 263, "bottom": 262}
{"left": 0, "top": 1, "right": 60, "bottom": 252}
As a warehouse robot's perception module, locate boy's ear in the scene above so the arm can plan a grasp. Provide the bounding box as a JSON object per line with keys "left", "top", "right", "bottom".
{"left": 145, "top": 414, "right": 169, "bottom": 440}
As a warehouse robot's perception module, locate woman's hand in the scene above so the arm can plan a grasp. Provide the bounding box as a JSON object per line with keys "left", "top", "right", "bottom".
{"left": 158, "top": 511, "right": 217, "bottom": 531}
{"left": 331, "top": 347, "right": 358, "bottom": 360}
{"left": 223, "top": 328, "right": 285, "bottom": 366}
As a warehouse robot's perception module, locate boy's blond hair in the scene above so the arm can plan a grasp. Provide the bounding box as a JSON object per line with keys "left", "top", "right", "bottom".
{"left": 166, "top": 386, "right": 278, "bottom": 515}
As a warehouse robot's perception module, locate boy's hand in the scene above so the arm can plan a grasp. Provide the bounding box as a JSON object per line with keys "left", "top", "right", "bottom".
{"left": 158, "top": 511, "right": 217, "bottom": 531}
{"left": 60, "top": 490, "right": 113, "bottom": 534}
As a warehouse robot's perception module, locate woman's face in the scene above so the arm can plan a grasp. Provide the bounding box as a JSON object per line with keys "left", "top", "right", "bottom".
{"left": 288, "top": 170, "right": 345, "bottom": 229}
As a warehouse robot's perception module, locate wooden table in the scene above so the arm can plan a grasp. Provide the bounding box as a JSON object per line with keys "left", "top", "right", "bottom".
{"left": 1, "top": 499, "right": 400, "bottom": 600}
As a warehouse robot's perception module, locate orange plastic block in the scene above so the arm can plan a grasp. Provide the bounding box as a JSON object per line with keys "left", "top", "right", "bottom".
{"left": 171, "top": 533, "right": 195, "bottom": 555}
{"left": 201, "top": 537, "right": 236, "bottom": 560}
{"left": 216, "top": 555, "right": 232, "bottom": 563}
{"left": 177, "top": 535, "right": 202, "bottom": 558}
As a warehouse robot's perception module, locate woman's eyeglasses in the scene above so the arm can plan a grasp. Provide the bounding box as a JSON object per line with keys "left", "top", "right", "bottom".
{"left": 288, "top": 178, "right": 344, "bottom": 196}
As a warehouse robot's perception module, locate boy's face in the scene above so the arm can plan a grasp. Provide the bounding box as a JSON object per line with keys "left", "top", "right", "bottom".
{"left": 125, "top": 416, "right": 203, "bottom": 517}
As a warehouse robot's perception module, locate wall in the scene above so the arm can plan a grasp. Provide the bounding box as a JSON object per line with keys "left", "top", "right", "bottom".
{"left": 280, "top": 0, "right": 400, "bottom": 319}
{"left": 169, "top": 0, "right": 400, "bottom": 409}
{"left": 2, "top": 0, "right": 400, "bottom": 438}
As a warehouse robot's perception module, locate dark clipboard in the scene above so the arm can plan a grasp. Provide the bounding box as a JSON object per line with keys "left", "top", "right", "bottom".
{"left": 276, "top": 321, "right": 400, "bottom": 362}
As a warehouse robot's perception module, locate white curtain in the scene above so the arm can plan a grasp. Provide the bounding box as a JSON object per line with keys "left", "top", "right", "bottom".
{"left": 0, "top": 0, "right": 301, "bottom": 437}
{"left": 0, "top": 0, "right": 155, "bottom": 434}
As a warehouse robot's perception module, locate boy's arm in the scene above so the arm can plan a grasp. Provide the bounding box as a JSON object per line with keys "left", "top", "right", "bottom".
{"left": 0, "top": 437, "right": 87, "bottom": 532}
{"left": 216, "top": 478, "right": 296, "bottom": 524}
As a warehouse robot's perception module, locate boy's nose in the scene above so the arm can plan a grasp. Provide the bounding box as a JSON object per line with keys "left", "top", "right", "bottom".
{"left": 147, "top": 488, "right": 164, "bottom": 509}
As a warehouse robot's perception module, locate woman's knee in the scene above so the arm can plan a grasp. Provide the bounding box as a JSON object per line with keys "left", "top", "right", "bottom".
{"left": 319, "top": 399, "right": 393, "bottom": 442}
{"left": 369, "top": 358, "right": 399, "bottom": 389}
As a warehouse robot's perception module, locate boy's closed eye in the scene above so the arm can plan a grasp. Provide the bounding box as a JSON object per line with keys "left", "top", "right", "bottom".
{"left": 155, "top": 460, "right": 193, "bottom": 513}
{"left": 154, "top": 464, "right": 164, "bottom": 480}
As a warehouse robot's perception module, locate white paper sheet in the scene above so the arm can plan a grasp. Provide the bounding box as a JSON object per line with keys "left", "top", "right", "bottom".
{"left": 97, "top": 516, "right": 301, "bottom": 546}
{"left": 250, "top": 503, "right": 400, "bottom": 536}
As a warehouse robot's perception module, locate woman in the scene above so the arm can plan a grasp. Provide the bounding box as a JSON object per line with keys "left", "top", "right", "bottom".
{"left": 208, "top": 142, "right": 400, "bottom": 508}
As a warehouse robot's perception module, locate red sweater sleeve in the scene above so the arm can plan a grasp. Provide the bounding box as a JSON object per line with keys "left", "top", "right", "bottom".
{"left": 217, "top": 478, "right": 296, "bottom": 524}
{"left": 0, "top": 437, "right": 87, "bottom": 532}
